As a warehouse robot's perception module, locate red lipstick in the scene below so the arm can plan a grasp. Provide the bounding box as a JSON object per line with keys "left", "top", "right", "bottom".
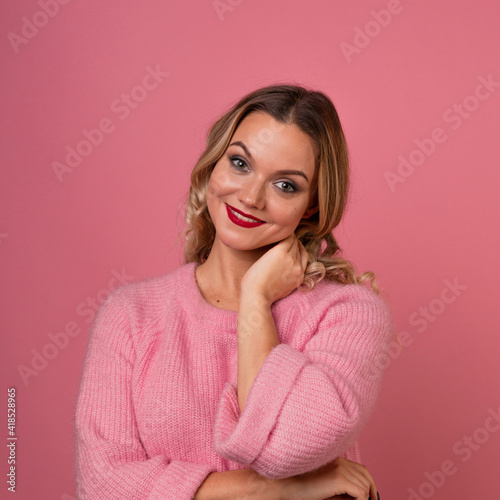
{"left": 225, "top": 203, "right": 266, "bottom": 228}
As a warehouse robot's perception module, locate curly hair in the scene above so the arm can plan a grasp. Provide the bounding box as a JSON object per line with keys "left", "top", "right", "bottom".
{"left": 177, "top": 83, "right": 384, "bottom": 296}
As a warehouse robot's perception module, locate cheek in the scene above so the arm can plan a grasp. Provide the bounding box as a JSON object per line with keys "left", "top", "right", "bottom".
{"left": 206, "top": 178, "right": 220, "bottom": 199}
{"left": 207, "top": 169, "right": 234, "bottom": 196}
{"left": 267, "top": 202, "right": 304, "bottom": 227}
{"left": 271, "top": 196, "right": 308, "bottom": 216}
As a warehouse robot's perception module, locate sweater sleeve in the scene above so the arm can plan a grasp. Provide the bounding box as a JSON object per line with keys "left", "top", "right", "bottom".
{"left": 74, "top": 288, "right": 215, "bottom": 499}
{"left": 212, "top": 284, "right": 394, "bottom": 479}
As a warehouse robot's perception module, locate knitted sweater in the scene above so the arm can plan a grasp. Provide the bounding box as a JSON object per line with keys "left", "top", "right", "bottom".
{"left": 74, "top": 261, "right": 394, "bottom": 499}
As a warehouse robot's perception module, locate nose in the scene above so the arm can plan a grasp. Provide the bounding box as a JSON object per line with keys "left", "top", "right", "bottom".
{"left": 237, "top": 179, "right": 265, "bottom": 210}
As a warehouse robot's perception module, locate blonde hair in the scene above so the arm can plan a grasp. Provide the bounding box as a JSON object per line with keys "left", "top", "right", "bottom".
{"left": 178, "top": 84, "right": 384, "bottom": 296}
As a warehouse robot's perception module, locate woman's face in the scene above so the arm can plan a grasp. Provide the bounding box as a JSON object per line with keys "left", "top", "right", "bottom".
{"left": 206, "top": 110, "right": 318, "bottom": 252}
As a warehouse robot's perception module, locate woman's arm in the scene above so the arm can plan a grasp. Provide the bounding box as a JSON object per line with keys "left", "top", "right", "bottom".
{"left": 212, "top": 283, "right": 394, "bottom": 480}
{"left": 74, "top": 289, "right": 215, "bottom": 499}
{"left": 236, "top": 233, "right": 308, "bottom": 413}
{"left": 236, "top": 290, "right": 279, "bottom": 412}
{"left": 211, "top": 234, "right": 393, "bottom": 480}
{"left": 194, "top": 468, "right": 281, "bottom": 500}
{"left": 194, "top": 458, "right": 380, "bottom": 500}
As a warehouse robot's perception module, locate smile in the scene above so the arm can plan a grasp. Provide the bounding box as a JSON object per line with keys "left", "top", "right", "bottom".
{"left": 225, "top": 203, "right": 266, "bottom": 228}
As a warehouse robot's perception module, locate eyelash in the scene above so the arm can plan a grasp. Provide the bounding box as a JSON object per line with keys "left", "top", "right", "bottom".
{"left": 228, "top": 155, "right": 298, "bottom": 193}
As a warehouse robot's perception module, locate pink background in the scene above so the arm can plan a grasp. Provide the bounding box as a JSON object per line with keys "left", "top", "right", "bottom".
{"left": 1, "top": 1, "right": 499, "bottom": 498}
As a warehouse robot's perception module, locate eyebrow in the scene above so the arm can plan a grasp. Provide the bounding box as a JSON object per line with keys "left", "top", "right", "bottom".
{"left": 228, "top": 141, "right": 310, "bottom": 183}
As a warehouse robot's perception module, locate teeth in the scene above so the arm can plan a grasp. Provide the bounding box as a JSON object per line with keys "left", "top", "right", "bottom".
{"left": 229, "top": 206, "right": 261, "bottom": 223}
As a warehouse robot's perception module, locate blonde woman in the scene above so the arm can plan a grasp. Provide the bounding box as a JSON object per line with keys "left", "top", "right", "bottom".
{"left": 74, "top": 84, "right": 394, "bottom": 500}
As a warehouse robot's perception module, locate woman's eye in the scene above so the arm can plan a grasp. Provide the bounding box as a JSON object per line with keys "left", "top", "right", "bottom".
{"left": 229, "top": 156, "right": 247, "bottom": 170}
{"left": 276, "top": 181, "right": 297, "bottom": 193}
{"left": 228, "top": 155, "right": 297, "bottom": 193}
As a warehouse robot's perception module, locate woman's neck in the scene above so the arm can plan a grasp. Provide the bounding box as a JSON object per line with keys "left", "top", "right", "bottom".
{"left": 198, "top": 238, "right": 271, "bottom": 300}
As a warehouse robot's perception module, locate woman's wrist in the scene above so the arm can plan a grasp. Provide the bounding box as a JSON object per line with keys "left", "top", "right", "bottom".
{"left": 248, "top": 469, "right": 290, "bottom": 500}
{"left": 239, "top": 285, "right": 272, "bottom": 310}
{"left": 193, "top": 468, "right": 285, "bottom": 500}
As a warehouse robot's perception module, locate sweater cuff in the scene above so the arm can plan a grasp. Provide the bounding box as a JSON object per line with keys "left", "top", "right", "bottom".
{"left": 343, "top": 440, "right": 361, "bottom": 462}
{"left": 148, "top": 459, "right": 215, "bottom": 499}
{"left": 212, "top": 343, "right": 308, "bottom": 465}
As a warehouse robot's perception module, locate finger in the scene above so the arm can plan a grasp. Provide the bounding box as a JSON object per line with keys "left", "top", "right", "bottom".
{"left": 292, "top": 241, "right": 305, "bottom": 277}
{"left": 292, "top": 237, "right": 301, "bottom": 261}
{"left": 344, "top": 462, "right": 378, "bottom": 500}
{"left": 288, "top": 236, "right": 301, "bottom": 264}
{"left": 321, "top": 459, "right": 371, "bottom": 498}
{"left": 333, "top": 465, "right": 371, "bottom": 496}
{"left": 290, "top": 234, "right": 303, "bottom": 257}
{"left": 299, "top": 243, "right": 309, "bottom": 272}
{"left": 327, "top": 476, "right": 368, "bottom": 499}
{"left": 276, "top": 233, "right": 296, "bottom": 252}
{"left": 289, "top": 232, "right": 299, "bottom": 252}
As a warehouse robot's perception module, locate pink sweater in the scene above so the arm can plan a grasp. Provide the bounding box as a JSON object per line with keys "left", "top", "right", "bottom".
{"left": 74, "top": 261, "right": 394, "bottom": 499}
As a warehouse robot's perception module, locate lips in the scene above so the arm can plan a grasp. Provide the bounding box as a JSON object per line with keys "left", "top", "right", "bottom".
{"left": 225, "top": 203, "right": 266, "bottom": 228}
{"left": 225, "top": 203, "right": 265, "bottom": 222}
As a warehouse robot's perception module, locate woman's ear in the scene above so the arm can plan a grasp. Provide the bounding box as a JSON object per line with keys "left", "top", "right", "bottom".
{"left": 302, "top": 206, "right": 318, "bottom": 219}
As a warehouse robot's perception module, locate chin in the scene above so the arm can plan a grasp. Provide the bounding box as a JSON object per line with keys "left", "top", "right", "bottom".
{"left": 219, "top": 236, "right": 265, "bottom": 252}
{"left": 218, "top": 231, "right": 283, "bottom": 253}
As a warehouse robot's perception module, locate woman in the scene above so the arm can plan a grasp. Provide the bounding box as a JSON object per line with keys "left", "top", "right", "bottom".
{"left": 74, "top": 84, "right": 393, "bottom": 499}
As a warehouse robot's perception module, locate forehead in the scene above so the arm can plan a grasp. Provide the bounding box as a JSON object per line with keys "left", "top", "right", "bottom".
{"left": 231, "top": 111, "right": 317, "bottom": 175}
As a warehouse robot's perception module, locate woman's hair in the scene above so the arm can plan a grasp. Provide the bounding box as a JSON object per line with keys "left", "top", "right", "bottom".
{"left": 179, "top": 83, "right": 383, "bottom": 295}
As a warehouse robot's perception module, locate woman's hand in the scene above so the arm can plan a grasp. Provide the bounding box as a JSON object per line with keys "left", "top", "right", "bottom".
{"left": 241, "top": 232, "right": 309, "bottom": 305}
{"left": 278, "top": 457, "right": 380, "bottom": 500}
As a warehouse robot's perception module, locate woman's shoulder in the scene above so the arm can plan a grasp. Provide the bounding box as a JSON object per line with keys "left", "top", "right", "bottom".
{"left": 103, "top": 263, "right": 192, "bottom": 320}
{"left": 296, "top": 277, "right": 393, "bottom": 328}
